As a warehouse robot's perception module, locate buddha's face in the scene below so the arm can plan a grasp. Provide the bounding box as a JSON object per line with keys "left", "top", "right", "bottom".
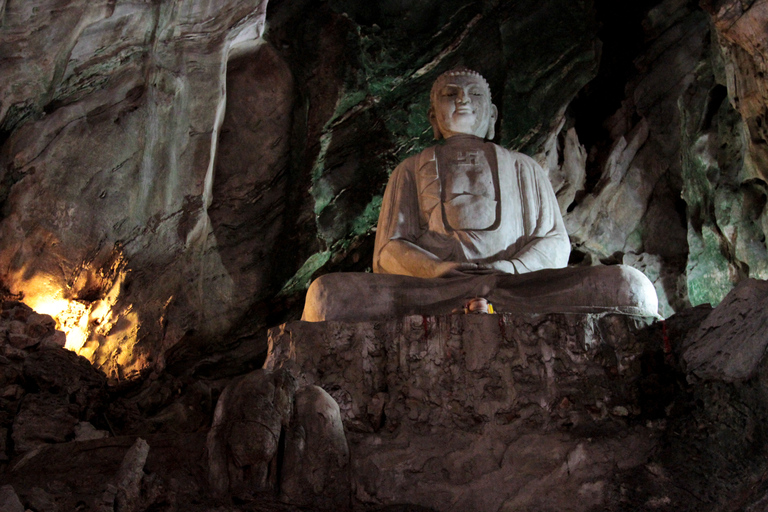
{"left": 429, "top": 74, "right": 497, "bottom": 139}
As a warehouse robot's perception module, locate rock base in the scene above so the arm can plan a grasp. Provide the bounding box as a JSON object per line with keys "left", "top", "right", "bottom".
{"left": 258, "top": 313, "right": 657, "bottom": 511}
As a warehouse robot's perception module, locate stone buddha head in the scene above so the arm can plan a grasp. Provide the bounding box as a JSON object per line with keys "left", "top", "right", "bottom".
{"left": 428, "top": 68, "right": 498, "bottom": 141}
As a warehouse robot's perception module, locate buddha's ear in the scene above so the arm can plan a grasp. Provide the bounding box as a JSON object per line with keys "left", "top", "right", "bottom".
{"left": 486, "top": 103, "right": 498, "bottom": 140}
{"left": 428, "top": 107, "right": 443, "bottom": 140}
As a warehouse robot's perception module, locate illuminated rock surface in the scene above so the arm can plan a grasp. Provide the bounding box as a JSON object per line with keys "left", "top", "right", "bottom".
{"left": 0, "top": 0, "right": 270, "bottom": 379}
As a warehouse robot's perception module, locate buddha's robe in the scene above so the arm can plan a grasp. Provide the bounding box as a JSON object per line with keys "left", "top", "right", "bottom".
{"left": 373, "top": 136, "right": 570, "bottom": 275}
{"left": 302, "top": 137, "right": 658, "bottom": 322}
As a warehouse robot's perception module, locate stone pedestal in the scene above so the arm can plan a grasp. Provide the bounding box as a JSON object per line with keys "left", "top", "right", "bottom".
{"left": 262, "top": 312, "right": 657, "bottom": 511}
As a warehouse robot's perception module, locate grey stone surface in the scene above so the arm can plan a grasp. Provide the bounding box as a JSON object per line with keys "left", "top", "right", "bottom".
{"left": 26, "top": 486, "right": 57, "bottom": 512}
{"left": 268, "top": 314, "right": 653, "bottom": 432}
{"left": 74, "top": 421, "right": 110, "bottom": 441}
{"left": 12, "top": 393, "right": 80, "bottom": 453}
{"left": 113, "top": 437, "right": 149, "bottom": 512}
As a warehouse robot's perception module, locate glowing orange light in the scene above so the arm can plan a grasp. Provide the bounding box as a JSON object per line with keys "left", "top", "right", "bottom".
{"left": 25, "top": 292, "right": 90, "bottom": 352}
{"left": 14, "top": 268, "right": 135, "bottom": 361}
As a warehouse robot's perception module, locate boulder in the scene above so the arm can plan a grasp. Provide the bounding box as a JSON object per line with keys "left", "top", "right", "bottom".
{"left": 683, "top": 278, "right": 768, "bottom": 381}
{"left": 281, "top": 385, "right": 350, "bottom": 510}
{"left": 0, "top": 299, "right": 107, "bottom": 457}
{"left": 206, "top": 368, "right": 297, "bottom": 497}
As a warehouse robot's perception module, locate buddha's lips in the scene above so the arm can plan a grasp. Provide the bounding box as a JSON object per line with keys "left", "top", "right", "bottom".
{"left": 455, "top": 108, "right": 474, "bottom": 114}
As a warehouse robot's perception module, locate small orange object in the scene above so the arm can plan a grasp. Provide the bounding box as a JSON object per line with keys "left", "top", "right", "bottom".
{"left": 464, "top": 297, "right": 493, "bottom": 314}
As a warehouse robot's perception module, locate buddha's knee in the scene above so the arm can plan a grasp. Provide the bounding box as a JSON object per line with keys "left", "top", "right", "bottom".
{"left": 302, "top": 273, "right": 355, "bottom": 322}
{"left": 303, "top": 274, "right": 335, "bottom": 322}
{"left": 605, "top": 265, "right": 658, "bottom": 315}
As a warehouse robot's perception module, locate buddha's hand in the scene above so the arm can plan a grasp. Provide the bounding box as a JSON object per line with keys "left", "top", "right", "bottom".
{"left": 434, "top": 261, "right": 480, "bottom": 277}
{"left": 475, "top": 260, "right": 517, "bottom": 275}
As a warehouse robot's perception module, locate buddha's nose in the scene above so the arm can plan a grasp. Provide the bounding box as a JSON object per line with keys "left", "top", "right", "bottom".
{"left": 456, "top": 93, "right": 469, "bottom": 105}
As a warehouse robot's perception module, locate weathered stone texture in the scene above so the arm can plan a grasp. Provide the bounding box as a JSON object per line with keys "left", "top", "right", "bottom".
{"left": 702, "top": 0, "right": 768, "bottom": 182}
{"left": 207, "top": 367, "right": 296, "bottom": 497}
{"left": 268, "top": 314, "right": 652, "bottom": 433}
{"left": 0, "top": 485, "right": 25, "bottom": 512}
{"left": 281, "top": 385, "right": 350, "bottom": 510}
{"left": 5, "top": 433, "right": 223, "bottom": 512}
{"left": 680, "top": 0, "right": 768, "bottom": 307}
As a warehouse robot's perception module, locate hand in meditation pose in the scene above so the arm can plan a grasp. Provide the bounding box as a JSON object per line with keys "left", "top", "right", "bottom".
{"left": 302, "top": 68, "right": 658, "bottom": 322}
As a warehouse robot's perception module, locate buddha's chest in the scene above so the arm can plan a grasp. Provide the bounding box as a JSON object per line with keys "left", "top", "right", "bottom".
{"left": 436, "top": 144, "right": 499, "bottom": 231}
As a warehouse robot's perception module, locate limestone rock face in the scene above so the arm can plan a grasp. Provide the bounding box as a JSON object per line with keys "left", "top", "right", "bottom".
{"left": 702, "top": 0, "right": 768, "bottom": 183}
{"left": 0, "top": 0, "right": 268, "bottom": 378}
{"left": 554, "top": 2, "right": 709, "bottom": 317}
{"left": 679, "top": 0, "right": 768, "bottom": 307}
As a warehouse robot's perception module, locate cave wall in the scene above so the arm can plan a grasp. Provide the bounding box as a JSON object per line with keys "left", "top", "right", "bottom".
{"left": 684, "top": 0, "right": 768, "bottom": 305}
{"left": 0, "top": 0, "right": 269, "bottom": 379}
{"left": 1, "top": 0, "right": 767, "bottom": 378}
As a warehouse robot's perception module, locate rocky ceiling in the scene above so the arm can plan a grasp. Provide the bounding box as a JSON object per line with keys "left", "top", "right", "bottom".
{"left": 1, "top": 0, "right": 767, "bottom": 379}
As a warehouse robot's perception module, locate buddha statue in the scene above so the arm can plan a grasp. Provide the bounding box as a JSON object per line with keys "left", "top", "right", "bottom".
{"left": 302, "top": 68, "right": 658, "bottom": 322}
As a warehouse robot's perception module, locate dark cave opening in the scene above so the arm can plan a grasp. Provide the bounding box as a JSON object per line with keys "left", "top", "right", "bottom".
{"left": 569, "top": 0, "right": 666, "bottom": 193}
